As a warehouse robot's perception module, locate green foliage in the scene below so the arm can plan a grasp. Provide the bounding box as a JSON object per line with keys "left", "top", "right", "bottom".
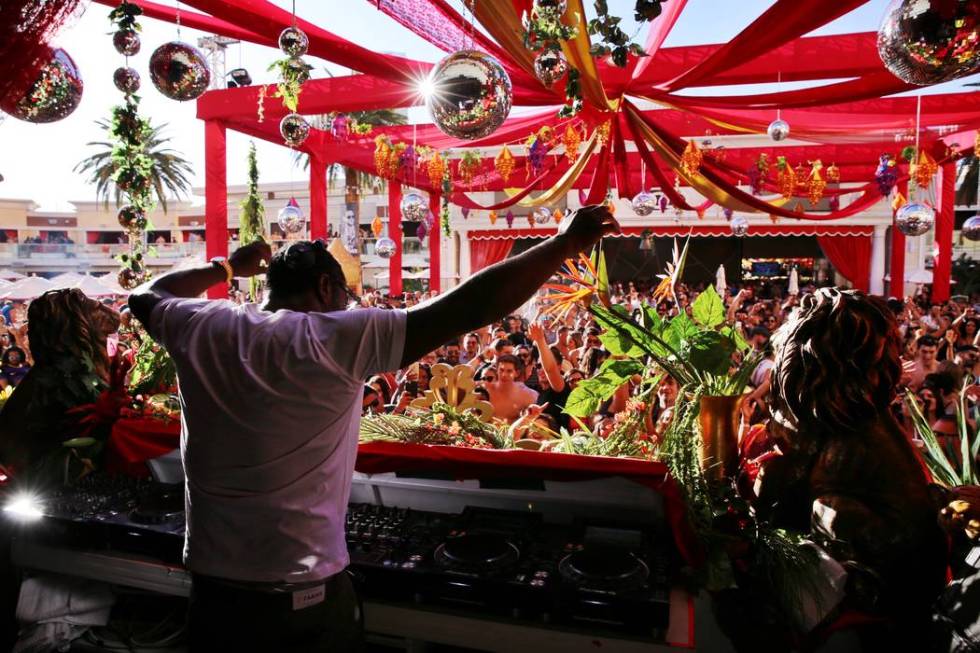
{"left": 565, "top": 358, "right": 644, "bottom": 417}
{"left": 558, "top": 69, "right": 582, "bottom": 118}
{"left": 129, "top": 332, "right": 176, "bottom": 397}
{"left": 588, "top": 0, "right": 648, "bottom": 67}
{"left": 522, "top": 8, "right": 578, "bottom": 51}
{"left": 691, "top": 285, "right": 725, "bottom": 328}
{"left": 268, "top": 58, "right": 311, "bottom": 113}
{"left": 905, "top": 388, "right": 980, "bottom": 487}
{"left": 360, "top": 403, "right": 509, "bottom": 449}
{"left": 239, "top": 142, "right": 266, "bottom": 302}
{"left": 108, "top": 0, "right": 142, "bottom": 32}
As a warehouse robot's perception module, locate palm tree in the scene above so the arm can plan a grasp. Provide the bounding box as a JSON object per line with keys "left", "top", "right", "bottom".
{"left": 74, "top": 120, "right": 194, "bottom": 213}
{"left": 957, "top": 155, "right": 979, "bottom": 208}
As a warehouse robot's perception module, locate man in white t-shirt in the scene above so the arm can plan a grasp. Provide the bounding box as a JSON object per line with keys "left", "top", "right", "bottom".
{"left": 128, "top": 206, "right": 618, "bottom": 652}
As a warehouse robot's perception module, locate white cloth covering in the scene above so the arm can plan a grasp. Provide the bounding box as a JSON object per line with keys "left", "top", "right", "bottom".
{"left": 14, "top": 574, "right": 114, "bottom": 653}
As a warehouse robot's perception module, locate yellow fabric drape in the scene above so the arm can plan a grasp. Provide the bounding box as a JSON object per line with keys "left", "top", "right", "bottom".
{"left": 625, "top": 104, "right": 758, "bottom": 213}
{"left": 503, "top": 129, "right": 600, "bottom": 207}
{"left": 469, "top": 2, "right": 538, "bottom": 79}
{"left": 560, "top": 0, "right": 618, "bottom": 112}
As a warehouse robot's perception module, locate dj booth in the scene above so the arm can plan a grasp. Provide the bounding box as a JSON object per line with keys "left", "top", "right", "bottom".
{"left": 7, "top": 430, "right": 719, "bottom": 651}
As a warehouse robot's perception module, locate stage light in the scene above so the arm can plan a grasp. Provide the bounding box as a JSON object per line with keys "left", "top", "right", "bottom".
{"left": 3, "top": 492, "right": 44, "bottom": 522}
{"left": 227, "top": 68, "right": 252, "bottom": 88}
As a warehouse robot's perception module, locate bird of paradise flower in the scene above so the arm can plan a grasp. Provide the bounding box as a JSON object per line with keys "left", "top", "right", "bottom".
{"left": 651, "top": 234, "right": 692, "bottom": 307}
{"left": 540, "top": 246, "right": 610, "bottom": 322}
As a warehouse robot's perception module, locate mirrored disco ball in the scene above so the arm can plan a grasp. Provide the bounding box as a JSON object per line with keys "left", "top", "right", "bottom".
{"left": 730, "top": 215, "right": 749, "bottom": 237}
{"left": 534, "top": 49, "right": 568, "bottom": 86}
{"left": 400, "top": 192, "right": 428, "bottom": 222}
{"left": 896, "top": 202, "right": 935, "bottom": 236}
{"left": 767, "top": 119, "right": 790, "bottom": 141}
{"left": 375, "top": 236, "right": 397, "bottom": 259}
{"left": 277, "top": 204, "right": 306, "bottom": 234}
{"left": 877, "top": 0, "right": 980, "bottom": 85}
{"left": 631, "top": 191, "right": 657, "bottom": 217}
{"left": 279, "top": 113, "right": 310, "bottom": 147}
{"left": 533, "top": 0, "right": 567, "bottom": 16}
{"left": 0, "top": 47, "right": 83, "bottom": 123}
{"left": 113, "top": 67, "right": 140, "bottom": 94}
{"left": 962, "top": 214, "right": 980, "bottom": 242}
{"left": 531, "top": 207, "right": 552, "bottom": 224}
{"left": 117, "top": 205, "right": 147, "bottom": 233}
{"left": 113, "top": 29, "right": 141, "bottom": 56}
{"left": 149, "top": 41, "right": 211, "bottom": 101}
{"left": 278, "top": 26, "right": 309, "bottom": 58}
{"left": 118, "top": 267, "right": 143, "bottom": 290}
{"left": 426, "top": 50, "right": 512, "bottom": 140}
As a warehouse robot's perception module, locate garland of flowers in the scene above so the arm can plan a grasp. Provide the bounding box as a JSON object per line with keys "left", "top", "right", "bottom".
{"left": 267, "top": 57, "right": 310, "bottom": 113}
{"left": 239, "top": 142, "right": 266, "bottom": 302}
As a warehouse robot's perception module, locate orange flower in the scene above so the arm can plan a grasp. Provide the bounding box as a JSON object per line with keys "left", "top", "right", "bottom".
{"left": 540, "top": 253, "right": 603, "bottom": 321}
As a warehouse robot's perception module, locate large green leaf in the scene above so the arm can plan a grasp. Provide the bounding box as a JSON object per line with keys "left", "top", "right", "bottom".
{"left": 564, "top": 359, "right": 644, "bottom": 417}
{"left": 692, "top": 285, "right": 725, "bottom": 328}
{"left": 683, "top": 331, "right": 736, "bottom": 376}
{"left": 721, "top": 325, "right": 750, "bottom": 352}
{"left": 663, "top": 312, "right": 700, "bottom": 351}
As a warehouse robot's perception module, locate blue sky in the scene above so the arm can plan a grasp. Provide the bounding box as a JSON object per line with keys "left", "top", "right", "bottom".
{"left": 0, "top": 0, "right": 975, "bottom": 210}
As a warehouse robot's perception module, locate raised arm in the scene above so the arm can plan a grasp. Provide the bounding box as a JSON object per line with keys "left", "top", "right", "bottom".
{"left": 128, "top": 242, "right": 271, "bottom": 325}
{"left": 528, "top": 322, "right": 564, "bottom": 392}
{"left": 400, "top": 206, "right": 619, "bottom": 368}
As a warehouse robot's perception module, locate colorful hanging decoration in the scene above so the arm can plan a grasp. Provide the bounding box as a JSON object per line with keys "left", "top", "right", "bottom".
{"left": 459, "top": 150, "right": 482, "bottom": 187}
{"left": 874, "top": 154, "right": 899, "bottom": 196}
{"left": 489, "top": 210, "right": 498, "bottom": 225}
{"left": 776, "top": 157, "right": 796, "bottom": 199}
{"left": 374, "top": 136, "right": 393, "bottom": 178}
{"left": 441, "top": 198, "right": 451, "bottom": 237}
{"left": 330, "top": 113, "right": 349, "bottom": 140}
{"left": 256, "top": 86, "right": 266, "bottom": 123}
{"left": 562, "top": 124, "right": 582, "bottom": 163}
{"left": 495, "top": 146, "right": 516, "bottom": 183}
{"left": 553, "top": 209, "right": 563, "bottom": 224}
{"left": 371, "top": 216, "right": 383, "bottom": 238}
{"left": 425, "top": 151, "right": 447, "bottom": 188}
{"left": 399, "top": 144, "right": 418, "bottom": 175}
{"left": 526, "top": 134, "right": 549, "bottom": 178}
{"left": 747, "top": 153, "right": 769, "bottom": 195}
{"left": 426, "top": 50, "right": 513, "bottom": 140}
{"left": 461, "top": 207, "right": 470, "bottom": 220}
{"left": 679, "top": 140, "right": 703, "bottom": 177}
{"left": 828, "top": 195, "right": 840, "bottom": 212}
{"left": 892, "top": 191, "right": 908, "bottom": 213}
{"left": 597, "top": 121, "right": 612, "bottom": 147}
{"left": 826, "top": 162, "right": 840, "bottom": 184}
{"left": 807, "top": 160, "right": 826, "bottom": 206}
{"left": 914, "top": 150, "right": 939, "bottom": 190}
{"left": 505, "top": 210, "right": 515, "bottom": 228}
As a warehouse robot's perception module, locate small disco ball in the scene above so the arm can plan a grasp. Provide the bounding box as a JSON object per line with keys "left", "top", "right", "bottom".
{"left": 117, "top": 205, "right": 147, "bottom": 233}
{"left": 113, "top": 29, "right": 141, "bottom": 56}
{"left": 533, "top": 0, "right": 567, "bottom": 16}
{"left": 277, "top": 203, "right": 306, "bottom": 234}
{"left": 963, "top": 214, "right": 980, "bottom": 242}
{"left": 148, "top": 41, "right": 210, "bottom": 101}
{"left": 533, "top": 49, "right": 568, "bottom": 86}
{"left": 730, "top": 215, "right": 749, "bottom": 237}
{"left": 118, "top": 266, "right": 144, "bottom": 290}
{"left": 767, "top": 119, "right": 790, "bottom": 141}
{"left": 896, "top": 202, "right": 935, "bottom": 236}
{"left": 285, "top": 57, "right": 311, "bottom": 84}
{"left": 531, "top": 207, "right": 552, "bottom": 225}
{"left": 113, "top": 67, "right": 140, "bottom": 94}
{"left": 278, "top": 26, "right": 309, "bottom": 58}
{"left": 279, "top": 113, "right": 310, "bottom": 147}
{"left": 877, "top": 0, "right": 980, "bottom": 86}
{"left": 0, "top": 47, "right": 83, "bottom": 123}
{"left": 631, "top": 191, "right": 657, "bottom": 217}
{"left": 400, "top": 191, "right": 428, "bottom": 222}
{"left": 426, "top": 50, "right": 512, "bottom": 140}
{"left": 375, "top": 236, "right": 397, "bottom": 259}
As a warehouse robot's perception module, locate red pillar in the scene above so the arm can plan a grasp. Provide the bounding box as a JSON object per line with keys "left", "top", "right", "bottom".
{"left": 890, "top": 179, "right": 907, "bottom": 298}
{"left": 428, "top": 193, "right": 441, "bottom": 293}
{"left": 205, "top": 120, "right": 228, "bottom": 299}
{"left": 310, "top": 155, "right": 328, "bottom": 241}
{"left": 932, "top": 162, "right": 955, "bottom": 304}
{"left": 388, "top": 181, "right": 403, "bottom": 296}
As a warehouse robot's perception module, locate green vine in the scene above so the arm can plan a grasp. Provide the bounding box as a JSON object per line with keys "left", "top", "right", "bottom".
{"left": 108, "top": 0, "right": 142, "bottom": 33}
{"left": 440, "top": 196, "right": 451, "bottom": 237}
{"left": 558, "top": 68, "right": 583, "bottom": 118}
{"left": 239, "top": 142, "right": 266, "bottom": 302}
{"left": 521, "top": 8, "right": 578, "bottom": 52}
{"left": 588, "top": 0, "right": 652, "bottom": 67}
{"left": 268, "top": 57, "right": 311, "bottom": 113}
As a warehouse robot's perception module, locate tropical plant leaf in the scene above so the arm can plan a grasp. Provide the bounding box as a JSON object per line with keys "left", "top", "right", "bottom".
{"left": 564, "top": 359, "right": 644, "bottom": 417}
{"left": 692, "top": 285, "right": 725, "bottom": 328}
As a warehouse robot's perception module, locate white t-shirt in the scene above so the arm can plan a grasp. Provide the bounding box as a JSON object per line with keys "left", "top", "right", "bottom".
{"left": 148, "top": 299, "right": 406, "bottom": 583}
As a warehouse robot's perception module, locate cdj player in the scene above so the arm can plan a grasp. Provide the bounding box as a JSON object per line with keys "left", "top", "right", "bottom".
{"left": 12, "top": 473, "right": 673, "bottom": 641}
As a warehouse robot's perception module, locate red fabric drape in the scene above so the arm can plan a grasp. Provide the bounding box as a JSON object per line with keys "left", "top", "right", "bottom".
{"left": 205, "top": 120, "right": 228, "bottom": 299}
{"left": 933, "top": 162, "right": 955, "bottom": 304}
{"left": 388, "top": 181, "right": 403, "bottom": 296}
{"left": 428, "top": 193, "right": 441, "bottom": 293}
{"left": 890, "top": 179, "right": 908, "bottom": 299}
{"left": 310, "top": 155, "right": 328, "bottom": 241}
{"left": 0, "top": 1, "right": 82, "bottom": 104}
{"left": 817, "top": 235, "right": 872, "bottom": 292}
{"left": 469, "top": 239, "right": 513, "bottom": 274}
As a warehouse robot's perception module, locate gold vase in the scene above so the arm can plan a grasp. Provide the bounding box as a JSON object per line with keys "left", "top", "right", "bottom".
{"left": 698, "top": 394, "right": 744, "bottom": 482}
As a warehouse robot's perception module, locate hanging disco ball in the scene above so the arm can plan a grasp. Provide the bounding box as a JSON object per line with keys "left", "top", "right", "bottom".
{"left": 113, "top": 29, "right": 141, "bottom": 56}
{"left": 426, "top": 50, "right": 512, "bottom": 140}
{"left": 277, "top": 203, "right": 306, "bottom": 234}
{"left": 285, "top": 57, "right": 311, "bottom": 84}
{"left": 533, "top": 0, "right": 567, "bottom": 16}
{"left": 113, "top": 67, "right": 140, "bottom": 94}
{"left": 896, "top": 202, "right": 935, "bottom": 236}
{"left": 730, "top": 215, "right": 749, "bottom": 237}
{"left": 117, "top": 205, "right": 147, "bottom": 233}
{"left": 963, "top": 214, "right": 980, "bottom": 241}
{"left": 531, "top": 207, "right": 552, "bottom": 225}
{"left": 279, "top": 113, "right": 310, "bottom": 147}
{"left": 767, "top": 119, "right": 790, "bottom": 142}
{"left": 533, "top": 49, "right": 568, "bottom": 86}
{"left": 400, "top": 191, "right": 428, "bottom": 222}
{"left": 278, "top": 26, "right": 309, "bottom": 57}
{"left": 877, "top": 0, "right": 980, "bottom": 85}
{"left": 149, "top": 41, "right": 210, "bottom": 101}
{"left": 631, "top": 191, "right": 657, "bottom": 217}
{"left": 375, "top": 236, "right": 397, "bottom": 259}
{"left": 0, "top": 47, "right": 83, "bottom": 123}
{"left": 118, "top": 267, "right": 143, "bottom": 290}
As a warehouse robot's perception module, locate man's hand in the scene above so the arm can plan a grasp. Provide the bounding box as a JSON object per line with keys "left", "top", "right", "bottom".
{"left": 229, "top": 241, "right": 272, "bottom": 278}
{"left": 528, "top": 322, "right": 546, "bottom": 344}
{"left": 557, "top": 205, "right": 620, "bottom": 253}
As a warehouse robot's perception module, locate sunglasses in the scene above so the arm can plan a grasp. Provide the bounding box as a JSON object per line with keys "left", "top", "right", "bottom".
{"left": 283, "top": 240, "right": 361, "bottom": 305}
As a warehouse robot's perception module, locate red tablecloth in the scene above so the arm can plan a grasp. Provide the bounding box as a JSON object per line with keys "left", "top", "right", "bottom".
{"left": 107, "top": 418, "right": 701, "bottom": 565}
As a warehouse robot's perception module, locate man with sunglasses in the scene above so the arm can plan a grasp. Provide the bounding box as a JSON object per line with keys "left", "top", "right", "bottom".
{"left": 128, "top": 205, "right": 618, "bottom": 652}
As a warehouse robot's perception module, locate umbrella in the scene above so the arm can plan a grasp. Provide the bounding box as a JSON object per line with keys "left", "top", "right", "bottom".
{"left": 74, "top": 276, "right": 124, "bottom": 297}
{"left": 49, "top": 272, "right": 85, "bottom": 289}
{"left": 0, "top": 269, "right": 26, "bottom": 281}
{"left": 0, "top": 276, "right": 54, "bottom": 300}
{"left": 715, "top": 264, "right": 727, "bottom": 297}
{"left": 788, "top": 268, "right": 800, "bottom": 296}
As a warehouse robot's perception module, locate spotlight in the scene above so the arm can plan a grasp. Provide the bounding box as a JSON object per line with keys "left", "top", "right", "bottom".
{"left": 227, "top": 68, "right": 252, "bottom": 88}
{"left": 3, "top": 492, "right": 44, "bottom": 522}
{"left": 417, "top": 75, "right": 437, "bottom": 101}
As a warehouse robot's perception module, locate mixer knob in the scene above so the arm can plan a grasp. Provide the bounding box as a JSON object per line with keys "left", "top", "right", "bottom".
{"left": 409, "top": 554, "right": 422, "bottom": 562}
{"left": 530, "top": 579, "right": 545, "bottom": 587}
{"left": 534, "top": 570, "right": 549, "bottom": 579}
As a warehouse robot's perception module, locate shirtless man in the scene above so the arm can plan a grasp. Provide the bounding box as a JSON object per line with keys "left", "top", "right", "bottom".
{"left": 906, "top": 334, "right": 939, "bottom": 390}
{"left": 485, "top": 354, "right": 537, "bottom": 423}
